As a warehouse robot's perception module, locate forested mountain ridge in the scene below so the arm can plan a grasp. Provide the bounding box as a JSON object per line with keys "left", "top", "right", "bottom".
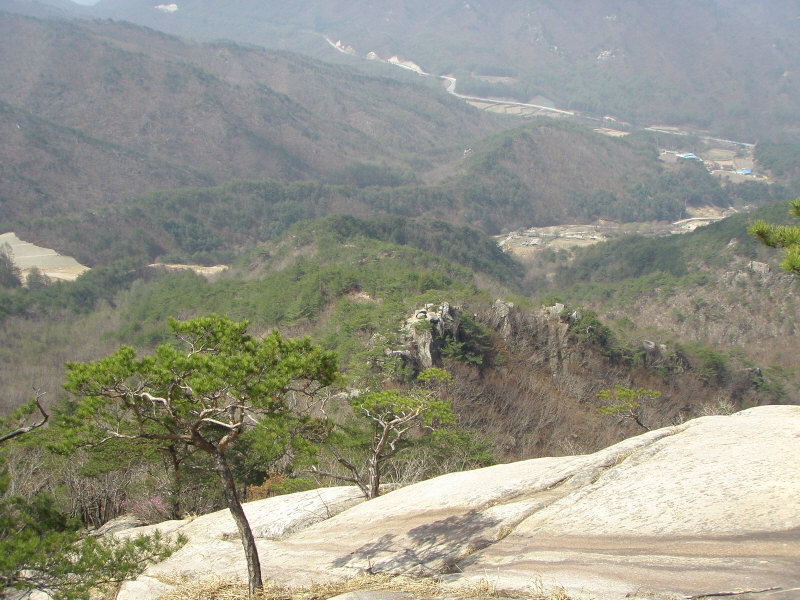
{"left": 7, "top": 0, "right": 798, "bottom": 142}
{"left": 1, "top": 209, "right": 793, "bottom": 450}
{"left": 532, "top": 201, "right": 800, "bottom": 395}
{"left": 7, "top": 129, "right": 740, "bottom": 268}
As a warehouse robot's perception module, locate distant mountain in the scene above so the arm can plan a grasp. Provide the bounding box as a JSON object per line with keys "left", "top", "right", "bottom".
{"left": 6, "top": 12, "right": 766, "bottom": 265}
{"left": 0, "top": 12, "right": 504, "bottom": 224}
{"left": 5, "top": 0, "right": 798, "bottom": 142}
{"left": 9, "top": 122, "right": 743, "bottom": 267}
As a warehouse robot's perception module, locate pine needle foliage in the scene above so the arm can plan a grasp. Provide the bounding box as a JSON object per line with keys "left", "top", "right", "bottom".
{"left": 597, "top": 386, "right": 661, "bottom": 432}
{"left": 1, "top": 413, "right": 184, "bottom": 599}
{"left": 748, "top": 198, "right": 800, "bottom": 274}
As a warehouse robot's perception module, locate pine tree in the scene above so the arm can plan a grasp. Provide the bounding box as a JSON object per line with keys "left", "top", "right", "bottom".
{"left": 312, "top": 368, "right": 455, "bottom": 499}
{"left": 748, "top": 198, "right": 800, "bottom": 274}
{"left": 0, "top": 243, "right": 21, "bottom": 289}
{"left": 64, "top": 314, "right": 338, "bottom": 594}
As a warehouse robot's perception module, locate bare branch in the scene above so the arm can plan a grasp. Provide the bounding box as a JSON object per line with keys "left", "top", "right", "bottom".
{"left": 138, "top": 391, "right": 169, "bottom": 408}
{"left": 201, "top": 418, "right": 239, "bottom": 430}
{"left": 326, "top": 443, "right": 362, "bottom": 475}
{"left": 309, "top": 466, "right": 359, "bottom": 484}
{"left": 309, "top": 465, "right": 369, "bottom": 498}
{"left": 91, "top": 430, "right": 190, "bottom": 446}
{"left": 218, "top": 428, "right": 242, "bottom": 453}
{"left": 0, "top": 390, "right": 49, "bottom": 445}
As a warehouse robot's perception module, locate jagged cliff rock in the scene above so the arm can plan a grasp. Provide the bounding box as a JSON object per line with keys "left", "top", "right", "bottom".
{"left": 388, "top": 302, "right": 461, "bottom": 371}
{"left": 450, "top": 300, "right": 608, "bottom": 458}
{"left": 383, "top": 299, "right": 766, "bottom": 461}
{"left": 117, "top": 406, "right": 800, "bottom": 600}
{"left": 412, "top": 299, "right": 767, "bottom": 462}
{"left": 485, "top": 299, "right": 574, "bottom": 378}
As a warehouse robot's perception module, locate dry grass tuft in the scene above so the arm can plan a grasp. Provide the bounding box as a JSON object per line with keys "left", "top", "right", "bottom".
{"left": 156, "top": 572, "right": 572, "bottom": 600}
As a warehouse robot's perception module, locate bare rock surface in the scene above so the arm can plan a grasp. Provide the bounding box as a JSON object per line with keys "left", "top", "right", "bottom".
{"left": 118, "top": 406, "right": 800, "bottom": 600}
{"left": 116, "top": 486, "right": 366, "bottom": 597}
{"left": 0, "top": 231, "right": 89, "bottom": 281}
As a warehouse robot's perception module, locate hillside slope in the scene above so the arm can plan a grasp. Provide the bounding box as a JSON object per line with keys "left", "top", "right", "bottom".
{"left": 2, "top": 212, "right": 785, "bottom": 463}
{"left": 541, "top": 201, "right": 800, "bottom": 394}
{"left": 3, "top": 12, "right": 789, "bottom": 262}
{"left": 7, "top": 121, "right": 749, "bottom": 266}
{"left": 447, "top": 123, "right": 736, "bottom": 230}
{"left": 0, "top": 100, "right": 211, "bottom": 219}
{"left": 0, "top": 214, "right": 521, "bottom": 413}
{"left": 0, "top": 12, "right": 504, "bottom": 222}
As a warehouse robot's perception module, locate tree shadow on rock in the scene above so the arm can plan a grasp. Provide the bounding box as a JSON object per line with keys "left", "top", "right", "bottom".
{"left": 332, "top": 510, "right": 502, "bottom": 575}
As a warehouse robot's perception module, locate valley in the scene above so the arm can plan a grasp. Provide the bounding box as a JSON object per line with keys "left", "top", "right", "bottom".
{"left": 0, "top": 5, "right": 795, "bottom": 396}
{"left": 329, "top": 34, "right": 768, "bottom": 186}
{"left": 0, "top": 9, "right": 796, "bottom": 414}
{"left": 497, "top": 211, "right": 725, "bottom": 263}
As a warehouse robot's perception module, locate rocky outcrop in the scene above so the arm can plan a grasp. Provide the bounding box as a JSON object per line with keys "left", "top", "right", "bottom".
{"left": 484, "top": 299, "right": 574, "bottom": 378}
{"left": 748, "top": 260, "right": 771, "bottom": 274}
{"left": 389, "top": 302, "right": 460, "bottom": 371}
{"left": 118, "top": 405, "right": 800, "bottom": 600}
{"left": 487, "top": 299, "right": 517, "bottom": 339}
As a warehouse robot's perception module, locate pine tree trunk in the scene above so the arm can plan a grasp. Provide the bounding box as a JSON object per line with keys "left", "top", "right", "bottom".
{"left": 211, "top": 448, "right": 263, "bottom": 594}
{"left": 167, "top": 446, "right": 183, "bottom": 520}
{"left": 367, "top": 422, "right": 392, "bottom": 499}
{"left": 367, "top": 454, "right": 380, "bottom": 499}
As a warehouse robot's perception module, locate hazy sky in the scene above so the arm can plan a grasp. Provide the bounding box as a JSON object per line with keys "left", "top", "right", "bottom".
{"left": 70, "top": 0, "right": 100, "bottom": 5}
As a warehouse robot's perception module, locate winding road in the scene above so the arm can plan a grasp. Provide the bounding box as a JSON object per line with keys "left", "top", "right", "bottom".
{"left": 324, "top": 35, "right": 755, "bottom": 149}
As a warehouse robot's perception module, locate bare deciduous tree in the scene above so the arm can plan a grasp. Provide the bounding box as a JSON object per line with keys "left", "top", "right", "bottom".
{"left": 0, "top": 389, "right": 48, "bottom": 445}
